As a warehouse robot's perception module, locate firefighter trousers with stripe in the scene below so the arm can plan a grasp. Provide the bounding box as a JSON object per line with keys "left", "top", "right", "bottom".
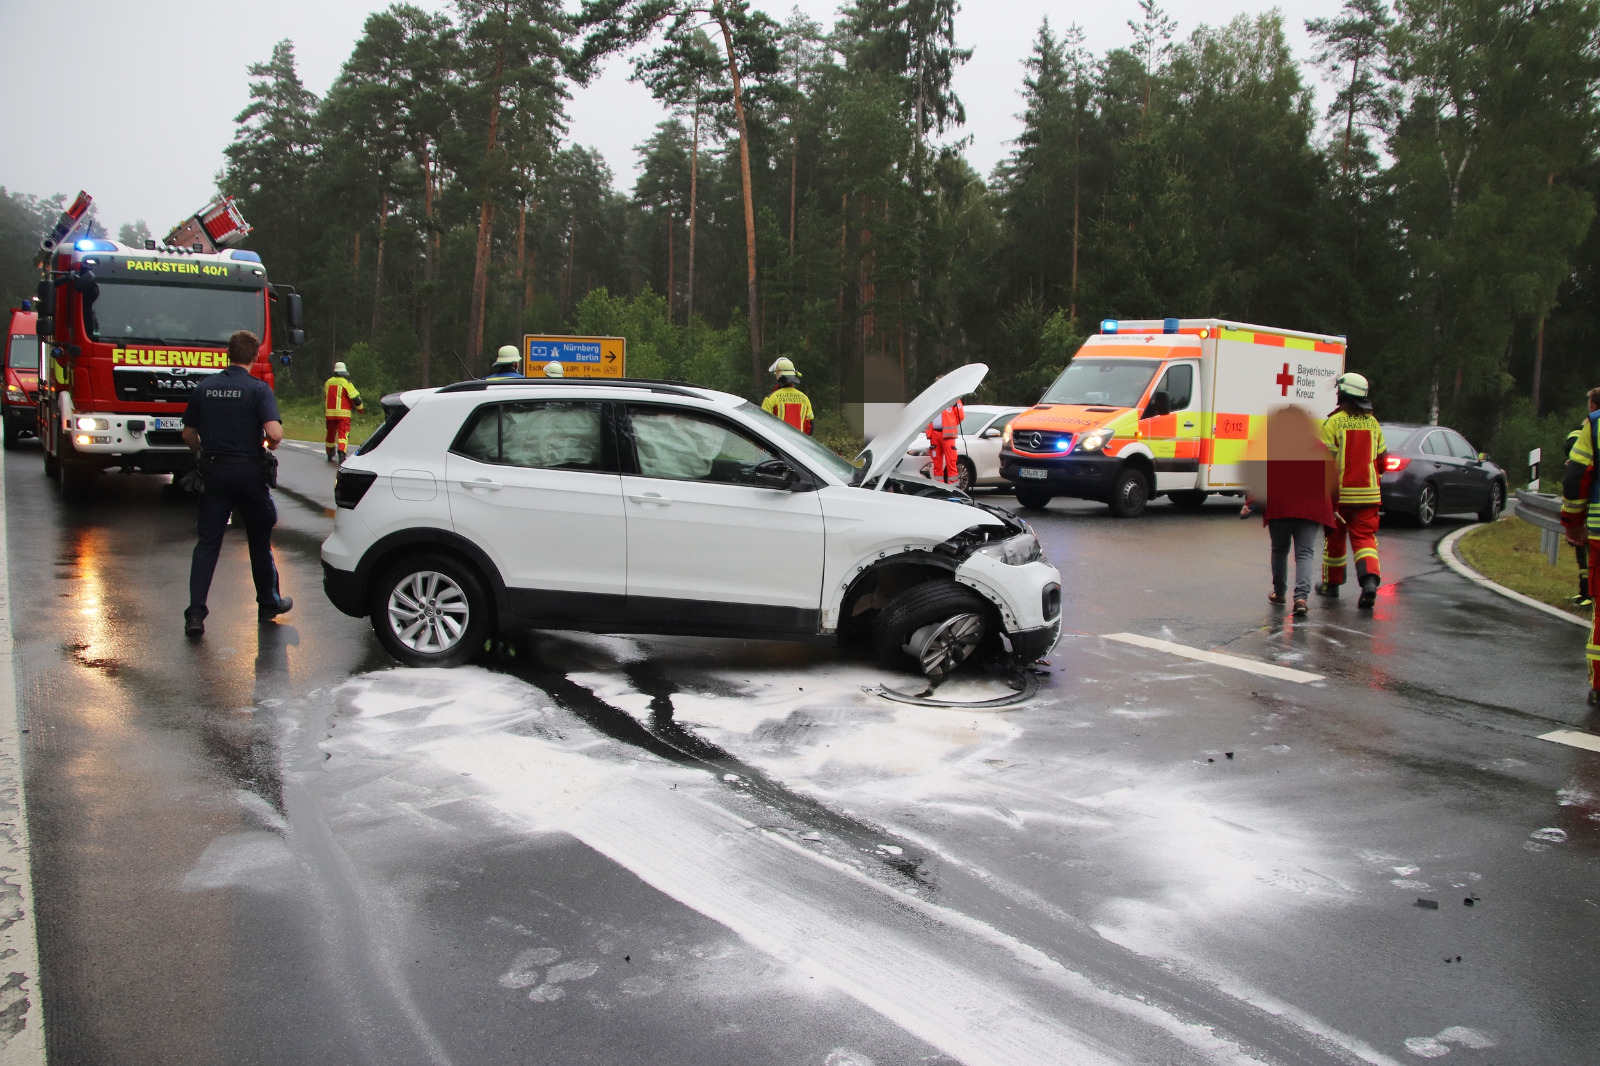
{"left": 1321, "top": 504, "right": 1380, "bottom": 588}
{"left": 325, "top": 417, "right": 351, "bottom": 453}
{"left": 1587, "top": 541, "right": 1600, "bottom": 691}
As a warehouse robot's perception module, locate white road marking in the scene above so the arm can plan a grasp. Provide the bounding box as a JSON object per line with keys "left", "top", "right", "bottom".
{"left": 1537, "top": 729, "right": 1600, "bottom": 753}
{"left": 1102, "top": 633, "right": 1324, "bottom": 684}
{"left": 1436, "top": 524, "right": 1587, "bottom": 629}
{"left": 0, "top": 454, "right": 46, "bottom": 1065}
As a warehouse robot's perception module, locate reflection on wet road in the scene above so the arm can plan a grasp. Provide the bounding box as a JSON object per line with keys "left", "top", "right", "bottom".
{"left": 7, "top": 443, "right": 1599, "bottom": 1065}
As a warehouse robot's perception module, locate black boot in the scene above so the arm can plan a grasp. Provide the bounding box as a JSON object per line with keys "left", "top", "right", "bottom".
{"left": 184, "top": 606, "right": 206, "bottom": 637}
{"left": 1357, "top": 575, "right": 1378, "bottom": 609}
{"left": 259, "top": 596, "right": 294, "bottom": 622}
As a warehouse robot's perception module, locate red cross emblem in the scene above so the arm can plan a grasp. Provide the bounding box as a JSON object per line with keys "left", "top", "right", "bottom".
{"left": 1275, "top": 362, "right": 1295, "bottom": 397}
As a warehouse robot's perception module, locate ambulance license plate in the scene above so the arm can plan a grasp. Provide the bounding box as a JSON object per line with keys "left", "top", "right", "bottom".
{"left": 153, "top": 417, "right": 184, "bottom": 430}
{"left": 1018, "top": 467, "right": 1048, "bottom": 479}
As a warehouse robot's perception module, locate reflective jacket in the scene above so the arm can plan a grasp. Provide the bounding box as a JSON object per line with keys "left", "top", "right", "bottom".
{"left": 762, "top": 385, "right": 814, "bottom": 434}
{"left": 324, "top": 375, "right": 362, "bottom": 419}
{"left": 1319, "top": 410, "right": 1386, "bottom": 506}
{"left": 936, "top": 400, "right": 964, "bottom": 440}
{"left": 1562, "top": 412, "right": 1600, "bottom": 539}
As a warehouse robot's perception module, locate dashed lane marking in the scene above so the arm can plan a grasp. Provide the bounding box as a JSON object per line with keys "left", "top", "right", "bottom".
{"left": 0, "top": 454, "right": 47, "bottom": 1065}
{"left": 1102, "top": 632, "right": 1324, "bottom": 684}
{"left": 1537, "top": 729, "right": 1600, "bottom": 753}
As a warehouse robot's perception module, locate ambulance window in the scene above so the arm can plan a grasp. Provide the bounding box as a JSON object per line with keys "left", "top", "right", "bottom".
{"left": 1157, "top": 365, "right": 1193, "bottom": 409}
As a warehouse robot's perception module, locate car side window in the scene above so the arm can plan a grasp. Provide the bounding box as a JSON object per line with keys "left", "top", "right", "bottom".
{"left": 1445, "top": 431, "right": 1478, "bottom": 460}
{"left": 1421, "top": 431, "right": 1447, "bottom": 456}
{"left": 628, "top": 406, "right": 779, "bottom": 485}
{"left": 454, "top": 401, "right": 605, "bottom": 471}
{"left": 1156, "top": 364, "right": 1194, "bottom": 409}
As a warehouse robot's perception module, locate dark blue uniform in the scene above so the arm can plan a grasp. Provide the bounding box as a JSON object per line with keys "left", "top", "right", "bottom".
{"left": 182, "top": 364, "right": 285, "bottom": 618}
{"left": 484, "top": 365, "right": 524, "bottom": 379}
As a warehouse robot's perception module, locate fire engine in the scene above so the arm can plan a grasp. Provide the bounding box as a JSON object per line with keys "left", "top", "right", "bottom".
{"left": 1001, "top": 318, "right": 1346, "bottom": 517}
{"left": 33, "top": 192, "right": 302, "bottom": 494}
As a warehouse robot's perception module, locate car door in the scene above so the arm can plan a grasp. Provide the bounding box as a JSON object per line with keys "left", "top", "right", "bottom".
{"left": 1138, "top": 362, "right": 1202, "bottom": 492}
{"left": 1444, "top": 430, "right": 1492, "bottom": 512}
{"left": 444, "top": 399, "right": 627, "bottom": 623}
{"left": 972, "top": 412, "right": 1018, "bottom": 483}
{"left": 620, "top": 403, "right": 824, "bottom": 634}
{"left": 1417, "top": 430, "right": 1466, "bottom": 511}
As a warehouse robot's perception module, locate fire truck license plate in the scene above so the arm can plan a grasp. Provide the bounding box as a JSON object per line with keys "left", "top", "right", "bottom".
{"left": 1018, "top": 467, "right": 1048, "bottom": 479}
{"left": 153, "top": 417, "right": 184, "bottom": 430}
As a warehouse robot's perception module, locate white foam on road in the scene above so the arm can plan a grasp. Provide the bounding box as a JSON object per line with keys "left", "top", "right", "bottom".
{"left": 1101, "top": 633, "right": 1325, "bottom": 683}
{"left": 330, "top": 668, "right": 1280, "bottom": 1066}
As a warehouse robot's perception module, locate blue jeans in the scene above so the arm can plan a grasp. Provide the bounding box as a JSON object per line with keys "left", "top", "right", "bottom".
{"left": 1269, "top": 518, "right": 1321, "bottom": 601}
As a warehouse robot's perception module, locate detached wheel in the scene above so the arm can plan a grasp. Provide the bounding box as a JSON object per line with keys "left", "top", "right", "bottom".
{"left": 873, "top": 579, "right": 991, "bottom": 680}
{"left": 1414, "top": 483, "right": 1438, "bottom": 528}
{"left": 1167, "top": 490, "right": 1207, "bottom": 509}
{"left": 1015, "top": 486, "right": 1052, "bottom": 511}
{"left": 1108, "top": 467, "right": 1149, "bottom": 518}
{"left": 1477, "top": 480, "right": 1505, "bottom": 522}
{"left": 371, "top": 553, "right": 491, "bottom": 668}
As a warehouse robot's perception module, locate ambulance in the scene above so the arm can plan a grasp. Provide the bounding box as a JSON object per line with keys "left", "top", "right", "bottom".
{"left": 999, "top": 318, "right": 1346, "bottom": 516}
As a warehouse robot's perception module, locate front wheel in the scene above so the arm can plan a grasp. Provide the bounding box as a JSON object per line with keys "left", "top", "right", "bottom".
{"left": 1015, "top": 486, "right": 1052, "bottom": 511}
{"left": 873, "top": 579, "right": 992, "bottom": 680}
{"left": 371, "top": 554, "right": 492, "bottom": 668}
{"left": 1108, "top": 467, "right": 1149, "bottom": 518}
{"left": 2, "top": 417, "right": 18, "bottom": 450}
{"left": 1414, "top": 483, "right": 1438, "bottom": 528}
{"left": 1477, "top": 480, "right": 1505, "bottom": 523}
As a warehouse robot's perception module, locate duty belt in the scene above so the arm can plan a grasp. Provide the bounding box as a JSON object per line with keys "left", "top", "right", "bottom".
{"left": 204, "top": 453, "right": 260, "bottom": 465}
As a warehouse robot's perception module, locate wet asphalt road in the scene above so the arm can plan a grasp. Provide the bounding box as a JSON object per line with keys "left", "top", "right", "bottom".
{"left": 6, "top": 438, "right": 1599, "bottom": 1066}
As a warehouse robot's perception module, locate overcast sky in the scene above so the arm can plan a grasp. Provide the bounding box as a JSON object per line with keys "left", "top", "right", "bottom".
{"left": 1, "top": 0, "right": 1340, "bottom": 236}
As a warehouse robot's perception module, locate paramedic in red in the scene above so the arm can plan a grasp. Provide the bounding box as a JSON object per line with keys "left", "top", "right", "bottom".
{"left": 1316, "top": 373, "right": 1387, "bottom": 609}
{"left": 762, "top": 357, "right": 814, "bottom": 434}
{"left": 926, "top": 388, "right": 965, "bottom": 484}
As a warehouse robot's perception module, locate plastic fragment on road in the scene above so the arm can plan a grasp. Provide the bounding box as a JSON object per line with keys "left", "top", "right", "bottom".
{"left": 1415, "top": 898, "right": 1439, "bottom": 910}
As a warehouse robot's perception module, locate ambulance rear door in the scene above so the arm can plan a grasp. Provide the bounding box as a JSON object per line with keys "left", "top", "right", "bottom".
{"left": 1204, "top": 329, "right": 1344, "bottom": 490}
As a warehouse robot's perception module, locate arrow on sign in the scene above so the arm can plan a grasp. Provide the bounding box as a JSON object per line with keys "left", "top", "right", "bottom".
{"left": 606, "top": 353, "right": 617, "bottom": 363}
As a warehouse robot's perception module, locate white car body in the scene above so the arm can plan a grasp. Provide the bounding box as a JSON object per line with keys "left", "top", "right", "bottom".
{"left": 320, "top": 367, "right": 1062, "bottom": 674}
{"left": 896, "top": 405, "right": 1027, "bottom": 488}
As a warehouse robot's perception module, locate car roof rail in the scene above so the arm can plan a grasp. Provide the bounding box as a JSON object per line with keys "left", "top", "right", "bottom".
{"left": 433, "top": 377, "right": 711, "bottom": 399}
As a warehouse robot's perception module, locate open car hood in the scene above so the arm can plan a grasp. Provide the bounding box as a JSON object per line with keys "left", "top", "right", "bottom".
{"left": 856, "top": 362, "right": 988, "bottom": 488}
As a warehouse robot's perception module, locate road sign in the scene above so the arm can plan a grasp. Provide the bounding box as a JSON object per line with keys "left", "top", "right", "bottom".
{"left": 522, "top": 335, "right": 626, "bottom": 379}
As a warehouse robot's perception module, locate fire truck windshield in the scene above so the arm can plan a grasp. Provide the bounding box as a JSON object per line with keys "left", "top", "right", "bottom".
{"left": 1039, "top": 358, "right": 1161, "bottom": 408}
{"left": 88, "top": 281, "right": 264, "bottom": 347}
{"left": 8, "top": 334, "right": 39, "bottom": 370}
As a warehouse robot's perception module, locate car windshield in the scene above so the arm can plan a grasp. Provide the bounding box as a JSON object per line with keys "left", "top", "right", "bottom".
{"left": 738, "top": 401, "right": 860, "bottom": 482}
{"left": 1039, "top": 358, "right": 1161, "bottom": 407}
{"left": 8, "top": 334, "right": 38, "bottom": 370}
{"left": 90, "top": 281, "right": 264, "bottom": 346}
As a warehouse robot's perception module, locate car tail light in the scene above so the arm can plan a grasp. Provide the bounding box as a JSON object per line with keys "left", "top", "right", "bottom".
{"left": 334, "top": 468, "right": 378, "bottom": 509}
{"left": 1383, "top": 456, "right": 1410, "bottom": 473}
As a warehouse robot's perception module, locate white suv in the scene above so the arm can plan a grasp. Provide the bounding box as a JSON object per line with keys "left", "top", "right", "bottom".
{"left": 320, "top": 363, "right": 1061, "bottom": 677}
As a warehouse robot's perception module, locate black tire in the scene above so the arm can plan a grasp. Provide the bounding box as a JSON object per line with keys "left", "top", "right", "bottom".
{"left": 2, "top": 417, "right": 17, "bottom": 450}
{"left": 955, "top": 458, "right": 976, "bottom": 493}
{"left": 1015, "top": 486, "right": 1052, "bottom": 511}
{"left": 42, "top": 449, "right": 57, "bottom": 479}
{"left": 1477, "top": 480, "right": 1505, "bottom": 523}
{"left": 1413, "top": 482, "right": 1438, "bottom": 528}
{"left": 1108, "top": 466, "right": 1149, "bottom": 518}
{"left": 371, "top": 553, "right": 492, "bottom": 668}
{"left": 873, "top": 579, "right": 992, "bottom": 680}
{"left": 1167, "top": 489, "right": 1208, "bottom": 509}
{"left": 58, "top": 461, "right": 95, "bottom": 501}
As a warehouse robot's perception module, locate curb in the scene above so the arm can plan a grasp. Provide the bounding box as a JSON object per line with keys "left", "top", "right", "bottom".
{"left": 0, "top": 451, "right": 47, "bottom": 1065}
{"left": 1436, "top": 523, "right": 1588, "bottom": 630}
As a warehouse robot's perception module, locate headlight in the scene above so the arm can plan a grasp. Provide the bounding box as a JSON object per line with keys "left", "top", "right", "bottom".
{"left": 1002, "top": 423, "right": 1014, "bottom": 446}
{"left": 976, "top": 532, "right": 1044, "bottom": 566}
{"left": 75, "top": 416, "right": 109, "bottom": 431}
{"left": 5, "top": 386, "right": 24, "bottom": 403}
{"left": 1076, "top": 428, "right": 1113, "bottom": 453}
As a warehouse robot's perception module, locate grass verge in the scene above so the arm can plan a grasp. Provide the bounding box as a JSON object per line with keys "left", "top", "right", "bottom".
{"left": 277, "top": 395, "right": 384, "bottom": 448}
{"left": 1455, "top": 515, "right": 1588, "bottom": 618}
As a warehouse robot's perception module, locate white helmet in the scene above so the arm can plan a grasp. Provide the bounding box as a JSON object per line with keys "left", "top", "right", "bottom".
{"left": 494, "top": 344, "right": 521, "bottom": 365}
{"left": 332, "top": 361, "right": 349, "bottom": 376}
{"left": 542, "top": 361, "right": 564, "bottom": 378}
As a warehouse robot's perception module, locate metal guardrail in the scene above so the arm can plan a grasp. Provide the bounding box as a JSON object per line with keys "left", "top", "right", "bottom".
{"left": 1513, "top": 490, "right": 1565, "bottom": 564}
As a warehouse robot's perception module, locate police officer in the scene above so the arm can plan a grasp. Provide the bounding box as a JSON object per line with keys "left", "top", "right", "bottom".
{"left": 486, "top": 345, "right": 525, "bottom": 379}
{"left": 181, "top": 329, "right": 291, "bottom": 636}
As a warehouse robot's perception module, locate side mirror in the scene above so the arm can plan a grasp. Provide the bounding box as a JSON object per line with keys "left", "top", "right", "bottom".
{"left": 288, "top": 328, "right": 305, "bottom": 347}
{"left": 1144, "top": 390, "right": 1172, "bottom": 418}
{"left": 749, "top": 458, "right": 797, "bottom": 489}
{"left": 285, "top": 293, "right": 303, "bottom": 331}
{"left": 981, "top": 427, "right": 1002, "bottom": 439}
{"left": 1477, "top": 451, "right": 1487, "bottom": 462}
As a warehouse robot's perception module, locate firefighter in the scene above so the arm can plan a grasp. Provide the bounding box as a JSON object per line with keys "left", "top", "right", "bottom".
{"left": 1563, "top": 387, "right": 1600, "bottom": 705}
{"left": 762, "top": 357, "right": 814, "bottom": 434}
{"left": 181, "top": 330, "right": 291, "bottom": 637}
{"left": 1566, "top": 418, "right": 1594, "bottom": 608}
{"left": 1315, "top": 372, "right": 1387, "bottom": 608}
{"left": 323, "top": 360, "right": 365, "bottom": 463}
{"left": 486, "top": 345, "right": 525, "bottom": 379}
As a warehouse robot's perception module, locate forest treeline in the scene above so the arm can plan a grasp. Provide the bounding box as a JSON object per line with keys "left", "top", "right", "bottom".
{"left": 4, "top": 0, "right": 1600, "bottom": 467}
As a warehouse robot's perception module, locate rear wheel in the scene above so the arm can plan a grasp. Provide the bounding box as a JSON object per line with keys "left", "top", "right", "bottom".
{"left": 1414, "top": 483, "right": 1438, "bottom": 528}
{"left": 873, "top": 579, "right": 992, "bottom": 680}
{"left": 1167, "top": 489, "right": 1208, "bottom": 509}
{"left": 1477, "top": 480, "right": 1505, "bottom": 523}
{"left": 1015, "top": 486, "right": 1052, "bottom": 511}
{"left": 955, "top": 458, "right": 976, "bottom": 493}
{"left": 371, "top": 554, "right": 491, "bottom": 668}
{"left": 1108, "top": 467, "right": 1150, "bottom": 518}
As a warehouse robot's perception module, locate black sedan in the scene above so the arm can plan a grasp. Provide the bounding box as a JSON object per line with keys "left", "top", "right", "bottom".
{"left": 1378, "top": 422, "right": 1507, "bottom": 527}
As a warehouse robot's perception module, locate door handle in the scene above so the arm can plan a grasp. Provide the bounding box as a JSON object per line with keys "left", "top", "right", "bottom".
{"left": 1182, "top": 421, "right": 1195, "bottom": 428}
{"left": 628, "top": 492, "right": 672, "bottom": 505}
{"left": 463, "top": 477, "right": 503, "bottom": 491}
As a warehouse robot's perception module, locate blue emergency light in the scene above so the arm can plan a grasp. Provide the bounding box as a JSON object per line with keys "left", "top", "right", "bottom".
{"left": 74, "top": 238, "right": 116, "bottom": 252}
{"left": 1163, "top": 318, "right": 1179, "bottom": 333}
{"left": 228, "top": 249, "right": 263, "bottom": 263}
{"left": 1101, "top": 319, "right": 1118, "bottom": 334}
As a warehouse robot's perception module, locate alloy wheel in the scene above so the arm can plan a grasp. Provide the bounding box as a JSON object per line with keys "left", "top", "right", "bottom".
{"left": 387, "top": 570, "right": 471, "bottom": 654}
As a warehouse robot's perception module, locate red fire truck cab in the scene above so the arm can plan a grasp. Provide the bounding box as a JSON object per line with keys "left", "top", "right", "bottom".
{"left": 3, "top": 304, "right": 40, "bottom": 448}
{"left": 34, "top": 236, "right": 301, "bottom": 492}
